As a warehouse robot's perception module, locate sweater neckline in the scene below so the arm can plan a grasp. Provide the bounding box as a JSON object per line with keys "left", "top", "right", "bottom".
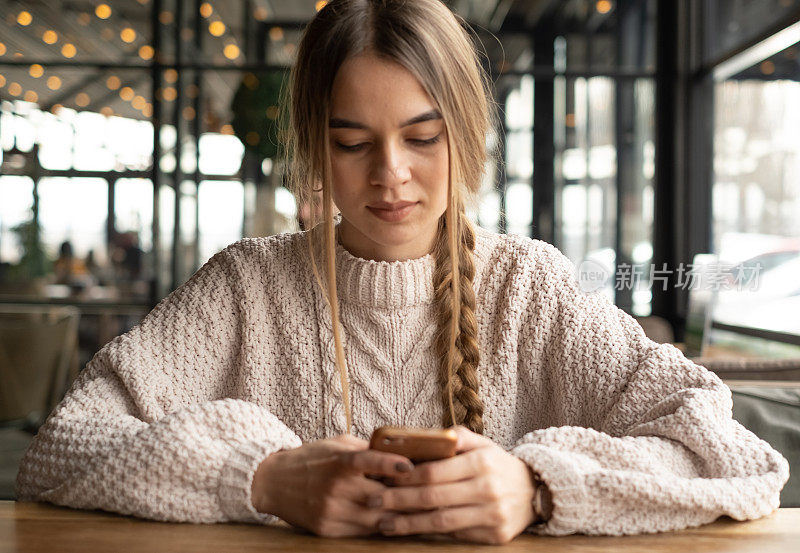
{"left": 329, "top": 223, "right": 493, "bottom": 309}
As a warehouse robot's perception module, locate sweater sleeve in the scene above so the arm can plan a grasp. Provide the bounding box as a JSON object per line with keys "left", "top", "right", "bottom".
{"left": 14, "top": 244, "right": 302, "bottom": 524}
{"left": 508, "top": 241, "right": 790, "bottom": 536}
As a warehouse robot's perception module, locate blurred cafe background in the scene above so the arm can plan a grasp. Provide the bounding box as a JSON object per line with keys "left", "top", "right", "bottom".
{"left": 1, "top": 0, "right": 799, "bottom": 504}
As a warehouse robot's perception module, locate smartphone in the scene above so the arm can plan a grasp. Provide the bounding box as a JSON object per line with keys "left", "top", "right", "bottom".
{"left": 369, "top": 426, "right": 458, "bottom": 463}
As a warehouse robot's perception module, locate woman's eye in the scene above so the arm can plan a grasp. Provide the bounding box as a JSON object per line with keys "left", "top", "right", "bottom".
{"left": 334, "top": 134, "right": 441, "bottom": 153}
{"left": 410, "top": 134, "right": 441, "bottom": 146}
{"left": 335, "top": 142, "right": 367, "bottom": 152}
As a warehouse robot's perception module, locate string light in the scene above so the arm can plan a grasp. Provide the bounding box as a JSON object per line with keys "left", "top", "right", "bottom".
{"left": 596, "top": 0, "right": 612, "bottom": 14}
{"left": 182, "top": 106, "right": 196, "bottom": 120}
{"left": 106, "top": 75, "right": 121, "bottom": 89}
{"left": 8, "top": 82, "right": 22, "bottom": 96}
{"left": 95, "top": 4, "right": 112, "bottom": 19}
{"left": 269, "top": 27, "right": 284, "bottom": 41}
{"left": 253, "top": 7, "right": 268, "bottom": 20}
{"left": 220, "top": 124, "right": 234, "bottom": 135}
{"left": 162, "top": 87, "right": 177, "bottom": 101}
{"left": 0, "top": 43, "right": 6, "bottom": 56}
{"left": 24, "top": 90, "right": 38, "bottom": 103}
{"left": 29, "top": 64, "right": 44, "bottom": 78}
{"left": 100, "top": 106, "right": 113, "bottom": 116}
{"left": 0, "top": 75, "right": 5, "bottom": 87}
{"left": 760, "top": 60, "right": 775, "bottom": 75}
{"left": 77, "top": 12, "right": 91, "bottom": 25}
{"left": 315, "top": 1, "right": 328, "bottom": 11}
{"left": 51, "top": 104, "right": 63, "bottom": 113}
{"left": 120, "top": 86, "right": 135, "bottom": 101}
{"left": 142, "top": 103, "right": 153, "bottom": 117}
{"left": 121, "top": 28, "right": 136, "bottom": 43}
{"left": 209, "top": 21, "right": 225, "bottom": 36}
{"left": 200, "top": 3, "right": 213, "bottom": 17}
{"left": 139, "top": 45, "right": 154, "bottom": 60}
{"left": 17, "top": 11, "right": 33, "bottom": 26}
{"left": 243, "top": 73, "right": 258, "bottom": 89}
{"left": 159, "top": 11, "right": 174, "bottom": 24}
{"left": 132, "top": 95, "right": 146, "bottom": 110}
{"left": 61, "top": 43, "right": 77, "bottom": 58}
{"left": 75, "top": 92, "right": 90, "bottom": 107}
{"left": 223, "top": 43, "right": 240, "bottom": 59}
{"left": 164, "top": 68, "right": 178, "bottom": 83}
{"left": 47, "top": 76, "right": 62, "bottom": 90}
{"left": 43, "top": 30, "right": 58, "bottom": 44}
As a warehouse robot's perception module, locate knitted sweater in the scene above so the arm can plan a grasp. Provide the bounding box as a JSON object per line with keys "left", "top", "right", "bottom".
{"left": 15, "top": 226, "right": 789, "bottom": 536}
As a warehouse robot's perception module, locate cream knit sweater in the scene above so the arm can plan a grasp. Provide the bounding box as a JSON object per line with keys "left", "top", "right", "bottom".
{"left": 15, "top": 225, "right": 789, "bottom": 536}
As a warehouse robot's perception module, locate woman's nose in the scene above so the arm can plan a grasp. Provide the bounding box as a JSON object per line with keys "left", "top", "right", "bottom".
{"left": 369, "top": 141, "right": 411, "bottom": 187}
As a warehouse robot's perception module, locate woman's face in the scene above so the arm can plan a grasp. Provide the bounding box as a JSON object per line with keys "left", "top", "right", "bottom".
{"left": 328, "top": 53, "right": 449, "bottom": 261}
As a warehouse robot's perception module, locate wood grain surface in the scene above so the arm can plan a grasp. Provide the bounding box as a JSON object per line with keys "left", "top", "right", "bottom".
{"left": 1, "top": 501, "right": 798, "bottom": 552}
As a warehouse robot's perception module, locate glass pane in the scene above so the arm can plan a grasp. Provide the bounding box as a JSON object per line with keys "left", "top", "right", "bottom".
{"left": 38, "top": 176, "right": 108, "bottom": 260}
{"left": 555, "top": 77, "right": 617, "bottom": 263}
{"left": 506, "top": 181, "right": 533, "bottom": 236}
{"left": 712, "top": 40, "right": 800, "bottom": 337}
{"left": 621, "top": 79, "right": 656, "bottom": 316}
{"left": 506, "top": 75, "right": 533, "bottom": 130}
{"left": 198, "top": 180, "right": 244, "bottom": 265}
{"left": 0, "top": 176, "right": 35, "bottom": 264}
{"left": 115, "top": 178, "right": 154, "bottom": 251}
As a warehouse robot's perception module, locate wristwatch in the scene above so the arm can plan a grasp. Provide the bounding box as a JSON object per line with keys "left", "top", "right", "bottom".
{"left": 531, "top": 472, "right": 553, "bottom": 524}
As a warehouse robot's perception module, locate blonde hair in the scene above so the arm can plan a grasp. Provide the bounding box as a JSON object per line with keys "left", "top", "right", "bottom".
{"left": 284, "top": 0, "right": 499, "bottom": 434}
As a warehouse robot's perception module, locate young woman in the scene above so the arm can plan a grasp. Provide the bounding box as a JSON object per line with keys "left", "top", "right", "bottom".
{"left": 16, "top": 0, "right": 788, "bottom": 545}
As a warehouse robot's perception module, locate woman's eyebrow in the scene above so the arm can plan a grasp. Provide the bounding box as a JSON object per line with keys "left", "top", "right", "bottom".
{"left": 329, "top": 109, "right": 442, "bottom": 129}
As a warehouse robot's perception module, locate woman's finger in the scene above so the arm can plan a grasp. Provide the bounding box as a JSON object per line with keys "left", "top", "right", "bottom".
{"left": 378, "top": 504, "right": 499, "bottom": 536}
{"left": 341, "top": 448, "right": 413, "bottom": 478}
{"left": 451, "top": 425, "right": 494, "bottom": 453}
{"left": 317, "top": 495, "right": 385, "bottom": 530}
{"left": 376, "top": 478, "right": 489, "bottom": 511}
{"left": 391, "top": 447, "right": 490, "bottom": 486}
{"left": 331, "top": 474, "right": 387, "bottom": 505}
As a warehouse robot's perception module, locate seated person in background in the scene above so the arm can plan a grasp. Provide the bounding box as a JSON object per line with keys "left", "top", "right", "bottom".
{"left": 16, "top": 0, "right": 788, "bottom": 544}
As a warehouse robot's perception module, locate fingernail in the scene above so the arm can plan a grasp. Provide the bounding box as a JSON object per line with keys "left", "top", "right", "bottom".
{"left": 379, "top": 518, "right": 395, "bottom": 533}
{"left": 395, "top": 462, "right": 413, "bottom": 473}
{"left": 367, "top": 495, "right": 382, "bottom": 508}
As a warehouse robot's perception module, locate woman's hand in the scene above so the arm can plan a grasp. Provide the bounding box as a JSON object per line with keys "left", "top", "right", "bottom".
{"left": 371, "top": 426, "right": 538, "bottom": 545}
{"left": 251, "top": 434, "right": 414, "bottom": 538}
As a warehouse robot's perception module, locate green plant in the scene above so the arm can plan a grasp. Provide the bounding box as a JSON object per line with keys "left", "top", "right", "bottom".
{"left": 7, "top": 216, "right": 51, "bottom": 281}
{"left": 231, "top": 70, "right": 289, "bottom": 161}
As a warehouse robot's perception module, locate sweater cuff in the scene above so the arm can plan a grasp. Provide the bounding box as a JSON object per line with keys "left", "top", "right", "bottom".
{"left": 509, "top": 442, "right": 590, "bottom": 536}
{"left": 218, "top": 436, "right": 302, "bottom": 524}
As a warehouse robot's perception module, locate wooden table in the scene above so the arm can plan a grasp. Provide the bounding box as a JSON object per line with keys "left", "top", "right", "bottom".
{"left": 1, "top": 502, "right": 799, "bottom": 552}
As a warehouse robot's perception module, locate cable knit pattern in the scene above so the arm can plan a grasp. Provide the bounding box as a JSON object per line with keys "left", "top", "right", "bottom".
{"left": 15, "top": 225, "right": 789, "bottom": 536}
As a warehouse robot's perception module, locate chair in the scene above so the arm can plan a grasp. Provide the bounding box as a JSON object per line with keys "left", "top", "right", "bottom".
{"left": 634, "top": 316, "right": 676, "bottom": 344}
{"left": 691, "top": 357, "right": 800, "bottom": 381}
{"left": 728, "top": 384, "right": 800, "bottom": 507}
{"left": 0, "top": 305, "right": 80, "bottom": 431}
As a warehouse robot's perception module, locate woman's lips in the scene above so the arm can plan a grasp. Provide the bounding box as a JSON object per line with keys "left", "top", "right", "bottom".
{"left": 366, "top": 202, "right": 418, "bottom": 222}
